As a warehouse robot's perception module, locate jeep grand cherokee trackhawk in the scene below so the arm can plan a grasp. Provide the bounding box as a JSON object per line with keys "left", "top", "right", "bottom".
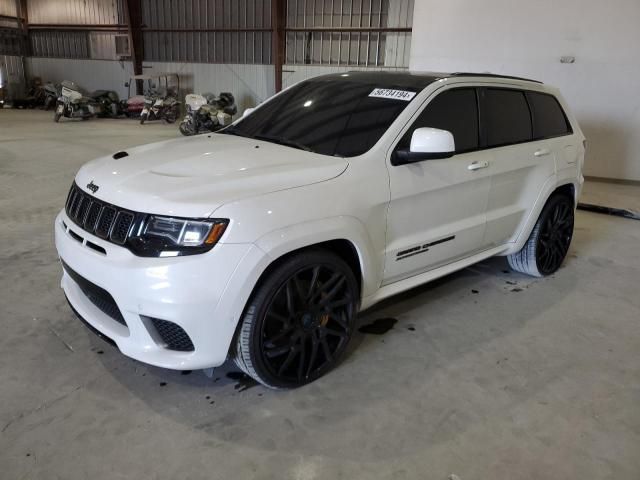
{"left": 55, "top": 72, "right": 584, "bottom": 388}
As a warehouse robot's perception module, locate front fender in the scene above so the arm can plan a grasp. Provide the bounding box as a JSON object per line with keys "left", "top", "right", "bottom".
{"left": 254, "top": 216, "right": 383, "bottom": 299}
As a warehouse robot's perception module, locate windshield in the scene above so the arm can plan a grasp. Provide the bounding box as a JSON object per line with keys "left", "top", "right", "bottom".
{"left": 222, "top": 76, "right": 422, "bottom": 157}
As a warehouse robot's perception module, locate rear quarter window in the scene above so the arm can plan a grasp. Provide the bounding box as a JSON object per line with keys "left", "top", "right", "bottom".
{"left": 484, "top": 89, "right": 532, "bottom": 147}
{"left": 526, "top": 92, "right": 572, "bottom": 139}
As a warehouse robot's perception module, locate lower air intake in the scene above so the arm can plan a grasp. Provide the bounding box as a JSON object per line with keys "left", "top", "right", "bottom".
{"left": 149, "top": 317, "right": 195, "bottom": 352}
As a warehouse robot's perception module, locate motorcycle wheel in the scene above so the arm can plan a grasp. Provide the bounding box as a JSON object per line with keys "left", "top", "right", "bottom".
{"left": 54, "top": 111, "right": 62, "bottom": 123}
{"left": 140, "top": 113, "right": 148, "bottom": 125}
{"left": 179, "top": 121, "right": 196, "bottom": 136}
{"left": 164, "top": 105, "right": 180, "bottom": 124}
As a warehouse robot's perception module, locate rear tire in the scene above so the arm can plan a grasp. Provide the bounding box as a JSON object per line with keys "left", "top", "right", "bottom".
{"left": 164, "top": 105, "right": 180, "bottom": 124}
{"left": 233, "top": 250, "right": 359, "bottom": 389}
{"left": 508, "top": 193, "right": 574, "bottom": 277}
{"left": 179, "top": 121, "right": 196, "bottom": 136}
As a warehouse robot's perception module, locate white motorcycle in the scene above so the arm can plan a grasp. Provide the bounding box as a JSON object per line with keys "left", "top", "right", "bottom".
{"left": 139, "top": 87, "right": 180, "bottom": 124}
{"left": 179, "top": 92, "right": 237, "bottom": 136}
{"left": 54, "top": 80, "right": 98, "bottom": 122}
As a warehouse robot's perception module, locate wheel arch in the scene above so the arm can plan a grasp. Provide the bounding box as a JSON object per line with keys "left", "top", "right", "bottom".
{"left": 504, "top": 179, "right": 579, "bottom": 255}
{"left": 253, "top": 216, "right": 382, "bottom": 301}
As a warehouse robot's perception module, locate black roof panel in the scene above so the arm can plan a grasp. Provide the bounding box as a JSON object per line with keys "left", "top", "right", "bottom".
{"left": 311, "top": 70, "right": 542, "bottom": 90}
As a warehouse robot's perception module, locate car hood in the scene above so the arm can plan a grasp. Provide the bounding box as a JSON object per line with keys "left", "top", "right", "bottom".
{"left": 74, "top": 134, "right": 348, "bottom": 217}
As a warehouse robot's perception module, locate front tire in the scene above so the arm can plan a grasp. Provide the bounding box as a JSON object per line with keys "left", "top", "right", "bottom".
{"left": 508, "top": 193, "right": 574, "bottom": 277}
{"left": 233, "top": 250, "right": 359, "bottom": 389}
{"left": 140, "top": 112, "right": 148, "bottom": 125}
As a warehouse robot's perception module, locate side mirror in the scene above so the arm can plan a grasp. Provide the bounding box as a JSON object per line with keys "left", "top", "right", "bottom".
{"left": 243, "top": 107, "right": 255, "bottom": 118}
{"left": 393, "top": 127, "right": 455, "bottom": 165}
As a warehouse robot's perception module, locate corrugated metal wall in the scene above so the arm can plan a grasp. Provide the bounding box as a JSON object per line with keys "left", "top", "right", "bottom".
{"left": 141, "top": 0, "right": 273, "bottom": 64}
{"left": 1, "top": 54, "right": 26, "bottom": 97}
{"left": 0, "top": 0, "right": 18, "bottom": 18}
{"left": 30, "top": 30, "right": 90, "bottom": 58}
{"left": 142, "top": 61, "right": 274, "bottom": 110}
{"left": 27, "top": 0, "right": 126, "bottom": 60}
{"left": 27, "top": 0, "right": 124, "bottom": 24}
{"left": 285, "top": 0, "right": 412, "bottom": 67}
{"left": 27, "top": 57, "right": 133, "bottom": 98}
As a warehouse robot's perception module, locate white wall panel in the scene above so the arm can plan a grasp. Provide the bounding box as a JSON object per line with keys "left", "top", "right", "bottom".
{"left": 410, "top": 0, "right": 640, "bottom": 182}
{"left": 25, "top": 59, "right": 275, "bottom": 109}
{"left": 141, "top": 62, "right": 275, "bottom": 111}
{"left": 26, "top": 58, "right": 133, "bottom": 99}
{"left": 0, "top": 0, "right": 17, "bottom": 18}
{"left": 27, "top": 0, "right": 121, "bottom": 24}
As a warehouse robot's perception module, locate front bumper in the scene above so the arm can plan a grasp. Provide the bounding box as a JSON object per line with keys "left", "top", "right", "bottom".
{"left": 55, "top": 210, "right": 268, "bottom": 370}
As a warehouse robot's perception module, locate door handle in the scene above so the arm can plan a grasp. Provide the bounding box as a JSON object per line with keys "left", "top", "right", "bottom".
{"left": 534, "top": 148, "right": 551, "bottom": 157}
{"left": 468, "top": 160, "right": 489, "bottom": 171}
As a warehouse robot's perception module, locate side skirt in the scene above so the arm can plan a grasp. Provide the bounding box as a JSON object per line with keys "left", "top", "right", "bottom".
{"left": 360, "top": 244, "right": 510, "bottom": 310}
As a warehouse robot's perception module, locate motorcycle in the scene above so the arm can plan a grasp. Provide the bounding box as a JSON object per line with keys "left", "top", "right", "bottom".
{"left": 90, "top": 90, "right": 122, "bottom": 118}
{"left": 43, "top": 82, "right": 60, "bottom": 110}
{"left": 140, "top": 87, "right": 180, "bottom": 124}
{"left": 54, "top": 80, "right": 98, "bottom": 122}
{"left": 179, "top": 92, "right": 237, "bottom": 136}
{"left": 12, "top": 77, "right": 46, "bottom": 109}
{"left": 122, "top": 73, "right": 180, "bottom": 118}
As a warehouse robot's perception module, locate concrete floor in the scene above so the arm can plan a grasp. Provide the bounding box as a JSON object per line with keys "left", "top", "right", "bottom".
{"left": 1, "top": 109, "right": 639, "bottom": 480}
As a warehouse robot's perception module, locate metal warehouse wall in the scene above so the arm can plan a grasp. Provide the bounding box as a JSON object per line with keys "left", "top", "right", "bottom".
{"left": 26, "top": 57, "right": 133, "bottom": 99}
{"left": 26, "top": 57, "right": 274, "bottom": 110}
{"left": 138, "top": 61, "right": 275, "bottom": 111}
{"left": 141, "top": 0, "right": 272, "bottom": 64}
{"left": 1, "top": 55, "right": 26, "bottom": 97}
{"left": 0, "top": 0, "right": 17, "bottom": 18}
{"left": 27, "top": 0, "right": 125, "bottom": 24}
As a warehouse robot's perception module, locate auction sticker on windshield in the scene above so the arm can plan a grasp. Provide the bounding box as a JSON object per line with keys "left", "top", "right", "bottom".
{"left": 368, "top": 88, "right": 416, "bottom": 101}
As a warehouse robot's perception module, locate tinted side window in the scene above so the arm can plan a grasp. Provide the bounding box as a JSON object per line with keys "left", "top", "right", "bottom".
{"left": 485, "top": 89, "right": 532, "bottom": 147}
{"left": 527, "top": 92, "right": 571, "bottom": 139}
{"left": 397, "top": 88, "right": 479, "bottom": 153}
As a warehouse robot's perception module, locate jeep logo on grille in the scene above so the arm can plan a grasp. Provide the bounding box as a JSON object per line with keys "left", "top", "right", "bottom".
{"left": 86, "top": 181, "right": 99, "bottom": 194}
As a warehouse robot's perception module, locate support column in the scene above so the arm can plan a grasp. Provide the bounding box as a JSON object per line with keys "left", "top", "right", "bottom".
{"left": 271, "top": 0, "right": 287, "bottom": 93}
{"left": 124, "top": 0, "right": 143, "bottom": 94}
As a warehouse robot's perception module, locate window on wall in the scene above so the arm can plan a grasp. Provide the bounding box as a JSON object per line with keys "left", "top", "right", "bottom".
{"left": 285, "top": 0, "right": 414, "bottom": 67}
{"left": 484, "top": 89, "right": 532, "bottom": 147}
{"left": 397, "top": 88, "right": 479, "bottom": 153}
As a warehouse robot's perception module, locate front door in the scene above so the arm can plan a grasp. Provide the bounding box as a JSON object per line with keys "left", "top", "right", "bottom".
{"left": 383, "top": 87, "right": 492, "bottom": 285}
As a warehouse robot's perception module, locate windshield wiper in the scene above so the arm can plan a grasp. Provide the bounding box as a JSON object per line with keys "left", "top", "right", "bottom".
{"left": 253, "top": 134, "right": 313, "bottom": 152}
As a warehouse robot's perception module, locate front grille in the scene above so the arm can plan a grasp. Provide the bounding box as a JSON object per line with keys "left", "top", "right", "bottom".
{"left": 65, "top": 183, "right": 136, "bottom": 246}
{"left": 149, "top": 317, "right": 194, "bottom": 352}
{"left": 61, "top": 260, "right": 127, "bottom": 327}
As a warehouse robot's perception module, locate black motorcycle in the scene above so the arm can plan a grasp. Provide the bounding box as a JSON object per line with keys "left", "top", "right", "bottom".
{"left": 179, "top": 92, "right": 237, "bottom": 136}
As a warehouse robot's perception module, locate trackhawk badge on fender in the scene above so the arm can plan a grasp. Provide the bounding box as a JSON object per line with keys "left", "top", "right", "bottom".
{"left": 86, "top": 181, "right": 99, "bottom": 194}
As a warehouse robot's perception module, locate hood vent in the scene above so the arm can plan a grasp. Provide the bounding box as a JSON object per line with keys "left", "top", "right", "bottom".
{"left": 113, "top": 151, "right": 129, "bottom": 160}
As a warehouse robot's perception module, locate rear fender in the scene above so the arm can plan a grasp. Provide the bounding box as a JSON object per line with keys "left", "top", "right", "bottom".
{"left": 502, "top": 177, "right": 580, "bottom": 255}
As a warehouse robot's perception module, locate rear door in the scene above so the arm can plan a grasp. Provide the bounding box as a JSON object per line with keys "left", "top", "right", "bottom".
{"left": 481, "top": 88, "right": 557, "bottom": 247}
{"left": 383, "top": 87, "right": 493, "bottom": 285}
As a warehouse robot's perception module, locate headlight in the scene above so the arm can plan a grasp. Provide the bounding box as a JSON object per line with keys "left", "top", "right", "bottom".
{"left": 129, "top": 216, "right": 228, "bottom": 257}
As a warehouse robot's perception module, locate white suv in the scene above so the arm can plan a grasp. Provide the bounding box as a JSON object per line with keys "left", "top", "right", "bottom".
{"left": 55, "top": 72, "right": 584, "bottom": 388}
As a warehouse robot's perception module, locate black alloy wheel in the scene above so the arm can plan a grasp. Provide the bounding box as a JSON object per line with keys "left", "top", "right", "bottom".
{"left": 234, "top": 251, "right": 359, "bottom": 389}
{"left": 508, "top": 193, "right": 575, "bottom": 277}
{"left": 536, "top": 197, "right": 574, "bottom": 275}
